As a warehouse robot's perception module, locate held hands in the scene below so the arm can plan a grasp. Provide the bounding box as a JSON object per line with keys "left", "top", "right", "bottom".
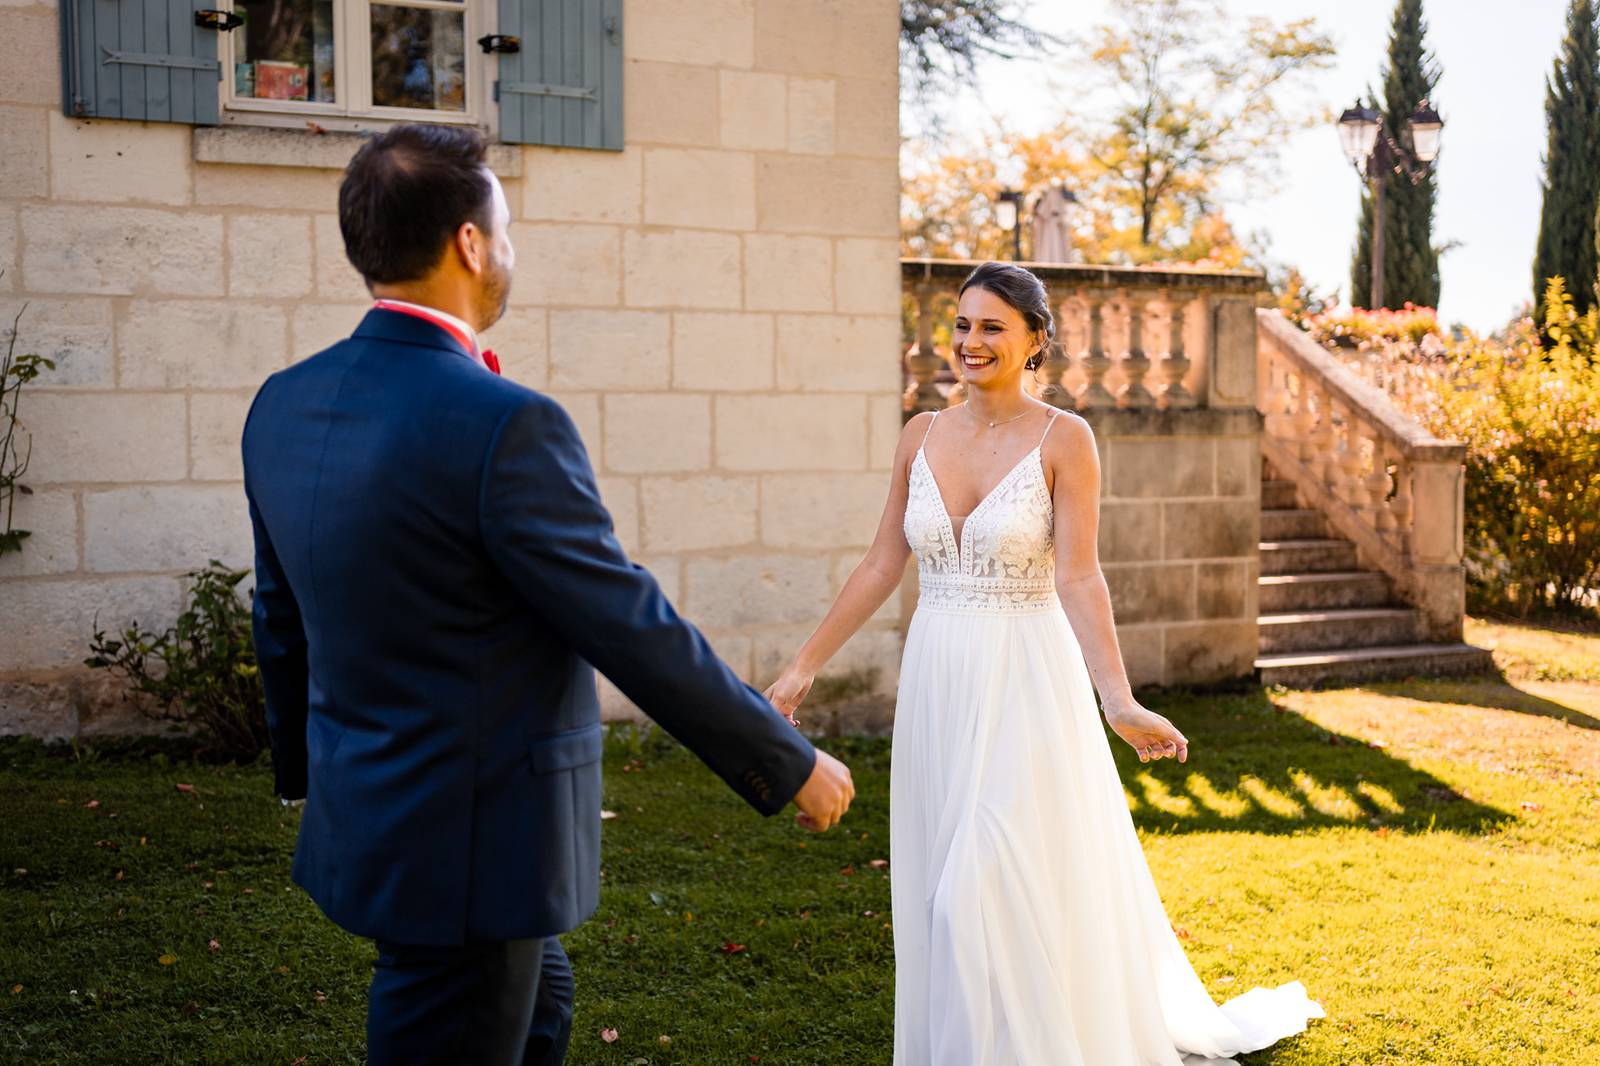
{"left": 1104, "top": 701, "right": 1189, "bottom": 764}
{"left": 791, "top": 748, "right": 855, "bottom": 832}
{"left": 764, "top": 665, "right": 814, "bottom": 726}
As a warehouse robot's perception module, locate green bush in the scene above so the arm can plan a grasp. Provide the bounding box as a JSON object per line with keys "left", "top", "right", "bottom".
{"left": 86, "top": 561, "right": 269, "bottom": 761}
{"left": 1357, "top": 280, "right": 1600, "bottom": 618}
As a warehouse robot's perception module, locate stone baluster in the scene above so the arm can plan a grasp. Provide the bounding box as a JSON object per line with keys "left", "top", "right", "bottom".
{"left": 1257, "top": 352, "right": 1286, "bottom": 436}
{"left": 1312, "top": 384, "right": 1340, "bottom": 492}
{"left": 1337, "top": 405, "right": 1369, "bottom": 513}
{"left": 902, "top": 280, "right": 943, "bottom": 418}
{"left": 1158, "top": 290, "right": 1195, "bottom": 408}
{"left": 1035, "top": 285, "right": 1074, "bottom": 410}
{"left": 1364, "top": 430, "right": 1394, "bottom": 531}
{"left": 1077, "top": 291, "right": 1114, "bottom": 408}
{"left": 1388, "top": 452, "right": 1414, "bottom": 554}
{"left": 1116, "top": 290, "right": 1155, "bottom": 408}
{"left": 1291, "top": 370, "right": 1318, "bottom": 467}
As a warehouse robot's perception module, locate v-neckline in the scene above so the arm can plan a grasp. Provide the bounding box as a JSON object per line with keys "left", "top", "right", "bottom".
{"left": 916, "top": 444, "right": 1043, "bottom": 559}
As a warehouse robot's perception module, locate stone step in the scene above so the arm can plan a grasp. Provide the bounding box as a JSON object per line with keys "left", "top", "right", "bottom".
{"left": 1258, "top": 570, "right": 1390, "bottom": 611}
{"left": 1260, "top": 538, "right": 1358, "bottom": 574}
{"left": 1261, "top": 508, "right": 1325, "bottom": 541}
{"left": 1256, "top": 643, "right": 1496, "bottom": 688}
{"left": 1261, "top": 478, "right": 1299, "bottom": 510}
{"left": 1258, "top": 606, "right": 1422, "bottom": 654}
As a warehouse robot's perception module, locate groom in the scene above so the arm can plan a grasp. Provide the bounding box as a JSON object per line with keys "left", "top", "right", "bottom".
{"left": 241, "top": 123, "right": 856, "bottom": 1065}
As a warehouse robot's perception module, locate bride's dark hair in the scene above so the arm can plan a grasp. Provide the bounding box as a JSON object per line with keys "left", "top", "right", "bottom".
{"left": 959, "top": 261, "right": 1056, "bottom": 371}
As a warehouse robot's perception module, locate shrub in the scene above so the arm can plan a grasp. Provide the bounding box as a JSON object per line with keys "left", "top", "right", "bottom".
{"left": 1302, "top": 302, "right": 1442, "bottom": 349}
{"left": 86, "top": 562, "right": 269, "bottom": 762}
{"left": 1321, "top": 280, "right": 1600, "bottom": 618}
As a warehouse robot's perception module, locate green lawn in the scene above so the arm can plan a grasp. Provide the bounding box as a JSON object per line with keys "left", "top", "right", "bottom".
{"left": 3, "top": 621, "right": 1598, "bottom": 1064}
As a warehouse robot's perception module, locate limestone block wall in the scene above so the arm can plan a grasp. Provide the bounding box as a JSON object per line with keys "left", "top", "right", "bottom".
{"left": 0, "top": 0, "right": 905, "bottom": 737}
{"left": 1086, "top": 409, "right": 1262, "bottom": 687}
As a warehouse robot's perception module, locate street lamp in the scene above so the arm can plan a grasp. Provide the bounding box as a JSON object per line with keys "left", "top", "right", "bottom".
{"left": 995, "top": 188, "right": 1024, "bottom": 261}
{"left": 1338, "top": 98, "right": 1444, "bottom": 310}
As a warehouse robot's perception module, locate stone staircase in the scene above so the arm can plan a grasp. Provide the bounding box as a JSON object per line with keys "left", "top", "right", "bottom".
{"left": 1254, "top": 461, "right": 1494, "bottom": 687}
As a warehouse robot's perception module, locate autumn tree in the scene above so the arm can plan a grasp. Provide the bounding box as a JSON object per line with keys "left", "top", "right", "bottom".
{"left": 900, "top": 1, "right": 1061, "bottom": 98}
{"left": 1079, "top": 0, "right": 1335, "bottom": 250}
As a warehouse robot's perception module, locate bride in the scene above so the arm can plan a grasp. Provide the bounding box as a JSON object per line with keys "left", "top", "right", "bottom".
{"left": 765, "top": 261, "right": 1324, "bottom": 1064}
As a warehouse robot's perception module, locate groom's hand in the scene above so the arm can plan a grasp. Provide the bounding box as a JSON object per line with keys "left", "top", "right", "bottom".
{"left": 793, "top": 748, "right": 854, "bottom": 832}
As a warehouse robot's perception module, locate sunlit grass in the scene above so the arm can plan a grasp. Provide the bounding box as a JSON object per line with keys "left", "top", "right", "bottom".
{"left": 4, "top": 659, "right": 1600, "bottom": 1064}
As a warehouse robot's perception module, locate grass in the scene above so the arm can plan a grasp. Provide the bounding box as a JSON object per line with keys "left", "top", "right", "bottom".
{"left": 2, "top": 618, "right": 1598, "bottom": 1063}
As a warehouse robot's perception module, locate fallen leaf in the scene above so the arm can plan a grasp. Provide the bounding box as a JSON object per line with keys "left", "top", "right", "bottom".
{"left": 277, "top": 965, "right": 291, "bottom": 974}
{"left": 1367, "top": 739, "right": 1388, "bottom": 749}
{"left": 720, "top": 942, "right": 746, "bottom": 955}
{"left": 600, "top": 1027, "right": 619, "bottom": 1043}
{"left": 114, "top": 869, "right": 125, "bottom": 882}
{"left": 1520, "top": 801, "right": 1541, "bottom": 812}
{"left": 9, "top": 984, "right": 21, "bottom": 995}
{"left": 314, "top": 990, "right": 328, "bottom": 1003}
{"left": 1173, "top": 925, "right": 1192, "bottom": 940}
{"left": 291, "top": 1058, "right": 309, "bottom": 1066}
{"left": 839, "top": 864, "right": 855, "bottom": 876}
{"left": 600, "top": 810, "right": 618, "bottom": 821}
{"left": 659, "top": 1035, "right": 672, "bottom": 1046}
{"left": 139, "top": 837, "right": 147, "bottom": 846}
{"left": 862, "top": 910, "right": 876, "bottom": 918}
{"left": 202, "top": 881, "right": 215, "bottom": 890}
{"left": 84, "top": 800, "right": 100, "bottom": 810}
{"left": 175, "top": 783, "right": 196, "bottom": 794}
{"left": 869, "top": 859, "right": 888, "bottom": 869}
{"left": 95, "top": 840, "right": 118, "bottom": 850}
{"left": 12, "top": 869, "right": 26, "bottom": 878}
{"left": 207, "top": 939, "right": 220, "bottom": 954}
{"left": 158, "top": 954, "right": 178, "bottom": 966}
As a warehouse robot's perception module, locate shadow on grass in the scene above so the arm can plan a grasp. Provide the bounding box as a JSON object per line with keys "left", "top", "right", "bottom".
{"left": 1122, "top": 687, "right": 1512, "bottom": 837}
{"left": 1353, "top": 670, "right": 1600, "bottom": 732}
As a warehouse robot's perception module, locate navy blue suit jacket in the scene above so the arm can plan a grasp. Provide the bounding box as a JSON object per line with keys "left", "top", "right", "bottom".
{"left": 242, "top": 309, "right": 817, "bottom": 946}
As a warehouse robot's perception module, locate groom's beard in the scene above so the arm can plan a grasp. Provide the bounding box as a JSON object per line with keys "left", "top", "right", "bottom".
{"left": 477, "top": 253, "right": 513, "bottom": 332}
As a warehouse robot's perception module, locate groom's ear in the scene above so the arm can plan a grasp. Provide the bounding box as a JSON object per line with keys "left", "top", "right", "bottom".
{"left": 452, "top": 221, "right": 486, "bottom": 277}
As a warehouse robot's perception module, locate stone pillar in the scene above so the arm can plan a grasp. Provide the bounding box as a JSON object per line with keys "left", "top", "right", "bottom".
{"left": 1078, "top": 292, "right": 1114, "bottom": 409}
{"left": 1117, "top": 291, "right": 1155, "bottom": 408}
{"left": 1208, "top": 296, "right": 1258, "bottom": 408}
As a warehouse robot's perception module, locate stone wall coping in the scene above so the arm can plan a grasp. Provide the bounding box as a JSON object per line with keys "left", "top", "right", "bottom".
{"left": 900, "top": 257, "right": 1267, "bottom": 295}
{"left": 1256, "top": 309, "right": 1464, "bottom": 462}
{"left": 1072, "top": 406, "right": 1262, "bottom": 437}
{"left": 194, "top": 127, "right": 524, "bottom": 179}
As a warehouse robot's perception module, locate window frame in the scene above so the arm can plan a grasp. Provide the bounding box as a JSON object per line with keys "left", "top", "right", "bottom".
{"left": 218, "top": 0, "right": 497, "bottom": 134}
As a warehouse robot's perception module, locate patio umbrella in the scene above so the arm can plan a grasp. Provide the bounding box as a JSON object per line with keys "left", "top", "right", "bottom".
{"left": 1029, "top": 186, "right": 1079, "bottom": 264}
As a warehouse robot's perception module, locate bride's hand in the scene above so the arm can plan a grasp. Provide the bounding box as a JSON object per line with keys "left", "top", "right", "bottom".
{"left": 1104, "top": 701, "right": 1188, "bottom": 763}
{"left": 763, "top": 665, "right": 814, "bottom": 726}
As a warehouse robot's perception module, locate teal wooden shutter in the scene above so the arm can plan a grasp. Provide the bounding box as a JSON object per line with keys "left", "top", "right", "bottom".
{"left": 494, "top": 0, "right": 622, "bottom": 150}
{"left": 60, "top": 0, "right": 225, "bottom": 124}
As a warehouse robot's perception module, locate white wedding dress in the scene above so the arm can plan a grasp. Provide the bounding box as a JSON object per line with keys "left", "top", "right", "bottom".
{"left": 890, "top": 410, "right": 1325, "bottom": 1065}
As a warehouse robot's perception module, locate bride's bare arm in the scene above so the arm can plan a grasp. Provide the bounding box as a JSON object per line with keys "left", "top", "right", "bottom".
{"left": 764, "top": 412, "right": 928, "bottom": 718}
{"left": 1048, "top": 415, "right": 1188, "bottom": 763}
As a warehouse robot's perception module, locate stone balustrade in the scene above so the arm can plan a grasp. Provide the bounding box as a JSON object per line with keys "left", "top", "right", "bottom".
{"left": 1255, "top": 310, "right": 1467, "bottom": 641}
{"left": 901, "top": 258, "right": 1266, "bottom": 417}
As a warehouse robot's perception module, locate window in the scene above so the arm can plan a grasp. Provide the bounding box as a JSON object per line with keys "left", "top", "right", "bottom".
{"left": 58, "top": 0, "right": 623, "bottom": 148}
{"left": 223, "top": 0, "right": 485, "bottom": 130}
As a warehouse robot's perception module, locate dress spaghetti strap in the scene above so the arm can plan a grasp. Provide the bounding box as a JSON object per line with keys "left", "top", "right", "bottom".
{"left": 1037, "top": 409, "right": 1059, "bottom": 448}
{"left": 919, "top": 408, "right": 940, "bottom": 449}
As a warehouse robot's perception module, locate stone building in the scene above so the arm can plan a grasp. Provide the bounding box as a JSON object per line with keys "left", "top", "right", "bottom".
{"left": 0, "top": 0, "right": 904, "bottom": 736}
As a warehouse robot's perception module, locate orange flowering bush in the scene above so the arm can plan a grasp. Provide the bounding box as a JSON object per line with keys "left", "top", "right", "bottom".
{"left": 1303, "top": 303, "right": 1442, "bottom": 349}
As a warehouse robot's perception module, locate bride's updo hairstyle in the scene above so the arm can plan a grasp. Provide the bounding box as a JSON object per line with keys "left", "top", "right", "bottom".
{"left": 959, "top": 261, "right": 1056, "bottom": 371}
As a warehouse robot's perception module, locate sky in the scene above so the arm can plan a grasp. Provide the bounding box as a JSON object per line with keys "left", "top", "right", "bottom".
{"left": 914, "top": 0, "right": 1574, "bottom": 331}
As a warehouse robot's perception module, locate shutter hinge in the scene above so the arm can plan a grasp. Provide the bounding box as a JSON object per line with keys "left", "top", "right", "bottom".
{"left": 499, "top": 82, "right": 596, "bottom": 101}
{"left": 194, "top": 9, "right": 245, "bottom": 31}
{"left": 101, "top": 46, "right": 221, "bottom": 72}
{"left": 477, "top": 34, "right": 520, "bottom": 54}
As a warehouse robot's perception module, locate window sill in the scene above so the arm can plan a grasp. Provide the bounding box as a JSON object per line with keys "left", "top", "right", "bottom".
{"left": 193, "top": 126, "right": 523, "bottom": 179}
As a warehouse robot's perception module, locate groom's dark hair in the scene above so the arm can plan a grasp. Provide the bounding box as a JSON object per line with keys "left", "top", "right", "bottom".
{"left": 339, "top": 123, "right": 495, "bottom": 286}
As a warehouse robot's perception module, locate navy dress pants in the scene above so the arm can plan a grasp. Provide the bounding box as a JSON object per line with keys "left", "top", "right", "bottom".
{"left": 367, "top": 937, "right": 574, "bottom": 1066}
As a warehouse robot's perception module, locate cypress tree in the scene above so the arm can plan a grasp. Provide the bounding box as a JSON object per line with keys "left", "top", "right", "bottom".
{"left": 1532, "top": 0, "right": 1600, "bottom": 325}
{"left": 1350, "top": 0, "right": 1441, "bottom": 309}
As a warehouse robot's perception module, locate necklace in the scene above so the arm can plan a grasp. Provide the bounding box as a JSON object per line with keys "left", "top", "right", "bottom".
{"left": 966, "top": 404, "right": 1034, "bottom": 430}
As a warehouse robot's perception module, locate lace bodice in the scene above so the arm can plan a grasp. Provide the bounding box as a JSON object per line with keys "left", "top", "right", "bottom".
{"left": 903, "top": 412, "right": 1060, "bottom": 615}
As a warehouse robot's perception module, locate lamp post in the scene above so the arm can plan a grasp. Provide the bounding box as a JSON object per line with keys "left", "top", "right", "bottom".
{"left": 995, "top": 188, "right": 1024, "bottom": 261}
{"left": 1338, "top": 99, "right": 1443, "bottom": 310}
